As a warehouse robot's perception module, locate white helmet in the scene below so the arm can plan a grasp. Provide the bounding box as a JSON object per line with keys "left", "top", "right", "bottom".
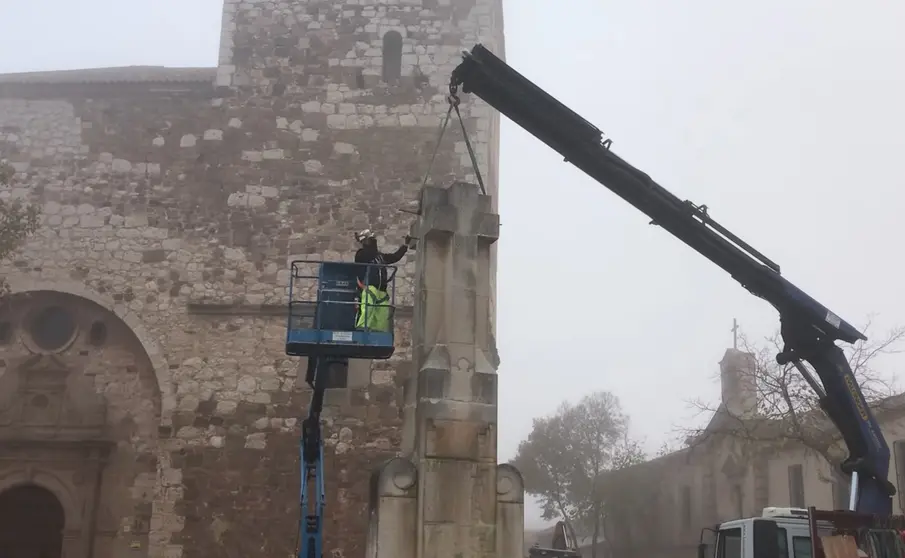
{"left": 354, "top": 229, "right": 375, "bottom": 243}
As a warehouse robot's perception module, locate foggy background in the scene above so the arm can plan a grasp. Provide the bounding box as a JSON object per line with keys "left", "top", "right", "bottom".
{"left": 2, "top": 0, "right": 903, "bottom": 530}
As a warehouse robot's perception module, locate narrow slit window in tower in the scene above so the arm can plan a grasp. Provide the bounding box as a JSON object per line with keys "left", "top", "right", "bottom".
{"left": 382, "top": 31, "right": 403, "bottom": 83}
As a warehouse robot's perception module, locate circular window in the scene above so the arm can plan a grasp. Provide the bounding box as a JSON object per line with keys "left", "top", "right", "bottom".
{"left": 29, "top": 306, "right": 77, "bottom": 352}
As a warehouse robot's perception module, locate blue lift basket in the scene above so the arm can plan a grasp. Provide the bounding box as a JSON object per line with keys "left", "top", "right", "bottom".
{"left": 285, "top": 259, "right": 398, "bottom": 360}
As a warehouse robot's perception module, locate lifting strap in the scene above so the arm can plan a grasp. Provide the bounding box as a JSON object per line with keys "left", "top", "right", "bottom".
{"left": 450, "top": 90, "right": 487, "bottom": 196}
{"left": 420, "top": 102, "right": 455, "bottom": 190}
{"left": 418, "top": 87, "right": 488, "bottom": 196}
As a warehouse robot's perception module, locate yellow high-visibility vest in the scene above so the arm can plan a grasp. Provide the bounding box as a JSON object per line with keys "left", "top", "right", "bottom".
{"left": 356, "top": 285, "right": 390, "bottom": 332}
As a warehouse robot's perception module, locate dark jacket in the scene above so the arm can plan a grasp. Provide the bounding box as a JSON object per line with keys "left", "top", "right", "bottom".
{"left": 354, "top": 244, "right": 407, "bottom": 291}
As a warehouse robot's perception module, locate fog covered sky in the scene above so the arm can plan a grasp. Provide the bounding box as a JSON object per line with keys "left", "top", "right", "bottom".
{"left": 2, "top": 0, "right": 904, "bottom": 530}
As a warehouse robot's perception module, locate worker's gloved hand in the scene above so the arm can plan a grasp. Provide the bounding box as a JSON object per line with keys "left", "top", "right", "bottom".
{"left": 404, "top": 235, "right": 416, "bottom": 249}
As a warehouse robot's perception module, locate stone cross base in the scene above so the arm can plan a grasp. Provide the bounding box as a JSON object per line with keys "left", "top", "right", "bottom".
{"left": 366, "top": 459, "right": 523, "bottom": 558}
{"left": 366, "top": 182, "right": 524, "bottom": 558}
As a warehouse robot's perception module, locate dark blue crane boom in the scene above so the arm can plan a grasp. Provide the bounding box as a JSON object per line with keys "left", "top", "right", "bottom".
{"left": 450, "top": 44, "right": 895, "bottom": 515}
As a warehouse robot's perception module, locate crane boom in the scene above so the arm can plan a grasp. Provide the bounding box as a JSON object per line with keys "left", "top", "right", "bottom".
{"left": 450, "top": 44, "right": 895, "bottom": 515}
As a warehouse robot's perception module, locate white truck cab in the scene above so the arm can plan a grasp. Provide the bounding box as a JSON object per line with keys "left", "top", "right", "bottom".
{"left": 700, "top": 507, "right": 833, "bottom": 558}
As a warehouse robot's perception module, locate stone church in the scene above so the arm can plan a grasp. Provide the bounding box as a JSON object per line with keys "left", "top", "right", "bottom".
{"left": 0, "top": 1, "right": 504, "bottom": 557}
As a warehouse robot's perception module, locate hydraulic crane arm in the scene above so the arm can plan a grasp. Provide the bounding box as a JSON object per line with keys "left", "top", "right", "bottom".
{"left": 451, "top": 44, "right": 895, "bottom": 514}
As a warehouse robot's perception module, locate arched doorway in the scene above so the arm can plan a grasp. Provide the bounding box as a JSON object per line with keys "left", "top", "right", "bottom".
{"left": 0, "top": 484, "right": 65, "bottom": 558}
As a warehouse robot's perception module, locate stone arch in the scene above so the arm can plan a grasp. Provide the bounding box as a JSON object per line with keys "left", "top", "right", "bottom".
{"left": 4, "top": 274, "right": 173, "bottom": 420}
{"left": 0, "top": 469, "right": 80, "bottom": 529}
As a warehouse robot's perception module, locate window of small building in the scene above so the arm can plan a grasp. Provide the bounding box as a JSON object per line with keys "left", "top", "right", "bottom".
{"left": 732, "top": 484, "right": 743, "bottom": 517}
{"left": 382, "top": 31, "right": 403, "bottom": 83}
{"left": 680, "top": 485, "right": 692, "bottom": 529}
{"left": 831, "top": 476, "right": 849, "bottom": 511}
{"left": 894, "top": 440, "right": 905, "bottom": 511}
{"left": 787, "top": 464, "right": 805, "bottom": 508}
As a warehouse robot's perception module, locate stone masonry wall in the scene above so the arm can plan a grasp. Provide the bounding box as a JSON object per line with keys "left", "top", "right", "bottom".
{"left": 0, "top": 0, "right": 504, "bottom": 557}
{"left": 217, "top": 0, "right": 505, "bottom": 315}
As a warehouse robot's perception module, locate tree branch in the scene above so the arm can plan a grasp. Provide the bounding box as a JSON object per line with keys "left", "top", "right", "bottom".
{"left": 682, "top": 322, "right": 902, "bottom": 473}
{"left": 0, "top": 161, "right": 41, "bottom": 298}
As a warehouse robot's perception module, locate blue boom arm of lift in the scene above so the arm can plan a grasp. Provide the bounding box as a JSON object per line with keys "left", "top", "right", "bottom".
{"left": 450, "top": 44, "right": 895, "bottom": 515}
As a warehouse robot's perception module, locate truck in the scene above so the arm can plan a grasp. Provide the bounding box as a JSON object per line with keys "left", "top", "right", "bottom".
{"left": 699, "top": 507, "right": 828, "bottom": 558}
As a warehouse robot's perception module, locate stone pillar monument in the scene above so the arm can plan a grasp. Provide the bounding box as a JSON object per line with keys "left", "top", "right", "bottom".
{"left": 366, "top": 182, "right": 524, "bottom": 558}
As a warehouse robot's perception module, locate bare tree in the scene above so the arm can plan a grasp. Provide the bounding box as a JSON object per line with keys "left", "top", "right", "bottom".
{"left": 0, "top": 161, "right": 40, "bottom": 297}
{"left": 512, "top": 392, "right": 646, "bottom": 558}
{"left": 685, "top": 320, "right": 904, "bottom": 487}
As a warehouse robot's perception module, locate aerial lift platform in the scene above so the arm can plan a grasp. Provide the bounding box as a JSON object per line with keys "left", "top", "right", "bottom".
{"left": 285, "top": 259, "right": 398, "bottom": 558}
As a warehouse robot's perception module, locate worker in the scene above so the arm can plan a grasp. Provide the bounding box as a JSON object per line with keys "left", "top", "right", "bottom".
{"left": 353, "top": 229, "right": 411, "bottom": 331}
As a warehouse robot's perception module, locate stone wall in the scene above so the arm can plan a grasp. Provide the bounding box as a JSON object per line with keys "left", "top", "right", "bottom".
{"left": 0, "top": 0, "right": 504, "bottom": 557}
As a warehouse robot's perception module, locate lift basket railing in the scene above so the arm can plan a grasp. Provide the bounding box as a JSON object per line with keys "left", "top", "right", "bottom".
{"left": 287, "top": 259, "right": 398, "bottom": 340}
